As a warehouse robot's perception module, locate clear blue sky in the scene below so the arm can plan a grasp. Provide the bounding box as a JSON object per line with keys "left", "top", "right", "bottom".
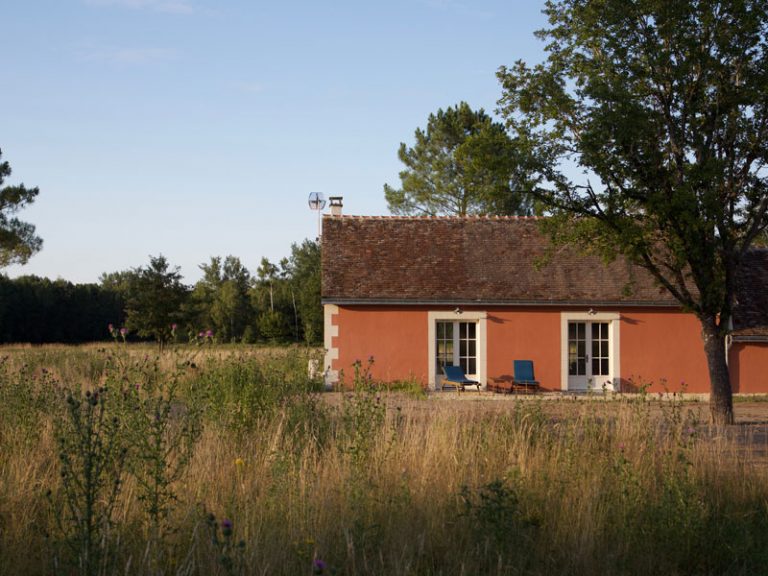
{"left": 2, "top": 0, "right": 549, "bottom": 284}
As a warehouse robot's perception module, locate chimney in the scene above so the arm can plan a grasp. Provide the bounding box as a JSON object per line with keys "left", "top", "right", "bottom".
{"left": 329, "top": 196, "right": 343, "bottom": 216}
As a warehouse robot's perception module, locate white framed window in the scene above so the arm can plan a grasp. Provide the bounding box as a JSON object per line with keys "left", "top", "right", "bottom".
{"left": 560, "top": 312, "right": 621, "bottom": 391}
{"left": 428, "top": 311, "right": 487, "bottom": 390}
{"left": 435, "top": 320, "right": 477, "bottom": 376}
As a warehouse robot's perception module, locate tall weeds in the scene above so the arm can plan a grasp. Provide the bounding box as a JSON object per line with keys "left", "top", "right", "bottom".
{"left": 0, "top": 346, "right": 767, "bottom": 575}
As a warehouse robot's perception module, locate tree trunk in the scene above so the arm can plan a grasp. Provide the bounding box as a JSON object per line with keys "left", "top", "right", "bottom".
{"left": 700, "top": 315, "right": 734, "bottom": 425}
{"left": 290, "top": 288, "right": 299, "bottom": 342}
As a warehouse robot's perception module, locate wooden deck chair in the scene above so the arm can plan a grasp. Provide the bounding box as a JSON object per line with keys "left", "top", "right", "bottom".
{"left": 441, "top": 365, "right": 481, "bottom": 391}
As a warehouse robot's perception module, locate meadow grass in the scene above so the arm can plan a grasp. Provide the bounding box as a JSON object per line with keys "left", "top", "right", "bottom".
{"left": 1, "top": 345, "right": 768, "bottom": 575}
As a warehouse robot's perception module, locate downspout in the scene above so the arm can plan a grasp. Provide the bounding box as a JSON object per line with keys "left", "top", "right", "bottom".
{"left": 725, "top": 316, "right": 734, "bottom": 367}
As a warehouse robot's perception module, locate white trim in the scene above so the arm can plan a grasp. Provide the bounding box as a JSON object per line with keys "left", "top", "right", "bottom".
{"left": 323, "top": 304, "right": 339, "bottom": 388}
{"left": 427, "top": 311, "right": 487, "bottom": 390}
{"left": 560, "top": 312, "right": 621, "bottom": 391}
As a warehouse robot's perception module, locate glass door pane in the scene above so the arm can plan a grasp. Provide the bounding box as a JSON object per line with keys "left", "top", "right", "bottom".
{"left": 458, "top": 321, "right": 477, "bottom": 375}
{"left": 591, "top": 322, "right": 610, "bottom": 376}
{"left": 436, "top": 321, "right": 453, "bottom": 371}
{"left": 568, "top": 322, "right": 587, "bottom": 376}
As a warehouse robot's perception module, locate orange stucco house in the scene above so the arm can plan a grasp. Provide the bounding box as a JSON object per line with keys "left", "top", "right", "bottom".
{"left": 321, "top": 212, "right": 768, "bottom": 394}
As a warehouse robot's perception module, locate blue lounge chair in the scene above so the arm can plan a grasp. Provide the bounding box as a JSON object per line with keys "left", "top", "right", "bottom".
{"left": 513, "top": 360, "right": 540, "bottom": 393}
{"left": 441, "top": 365, "right": 481, "bottom": 391}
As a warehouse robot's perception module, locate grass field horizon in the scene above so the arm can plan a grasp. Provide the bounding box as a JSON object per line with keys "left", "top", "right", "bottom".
{"left": 2, "top": 344, "right": 768, "bottom": 575}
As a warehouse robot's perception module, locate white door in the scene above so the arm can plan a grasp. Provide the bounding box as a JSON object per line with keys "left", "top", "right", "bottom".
{"left": 567, "top": 321, "right": 613, "bottom": 391}
{"left": 435, "top": 320, "right": 477, "bottom": 388}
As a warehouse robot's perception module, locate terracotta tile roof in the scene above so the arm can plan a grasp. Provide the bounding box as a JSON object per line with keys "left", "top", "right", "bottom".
{"left": 321, "top": 215, "right": 675, "bottom": 305}
{"left": 733, "top": 249, "right": 768, "bottom": 340}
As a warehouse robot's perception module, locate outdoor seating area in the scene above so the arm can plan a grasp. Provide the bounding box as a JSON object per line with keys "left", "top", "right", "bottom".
{"left": 487, "top": 360, "right": 540, "bottom": 394}
{"left": 439, "top": 361, "right": 541, "bottom": 394}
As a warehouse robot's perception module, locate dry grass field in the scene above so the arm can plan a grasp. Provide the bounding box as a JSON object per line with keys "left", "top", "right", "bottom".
{"left": 1, "top": 344, "right": 768, "bottom": 575}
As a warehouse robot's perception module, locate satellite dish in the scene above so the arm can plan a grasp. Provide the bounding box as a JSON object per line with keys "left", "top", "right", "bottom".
{"left": 308, "top": 192, "right": 327, "bottom": 239}
{"left": 308, "top": 192, "right": 326, "bottom": 211}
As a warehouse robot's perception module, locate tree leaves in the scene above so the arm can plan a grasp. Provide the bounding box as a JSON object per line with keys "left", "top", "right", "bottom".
{"left": 384, "top": 102, "right": 537, "bottom": 216}
{"left": 124, "top": 255, "right": 188, "bottom": 348}
{"left": 497, "top": 0, "right": 768, "bottom": 319}
{"left": 0, "top": 149, "right": 42, "bottom": 267}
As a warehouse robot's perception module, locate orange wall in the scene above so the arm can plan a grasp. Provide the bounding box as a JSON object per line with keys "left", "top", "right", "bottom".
{"left": 730, "top": 342, "right": 768, "bottom": 394}
{"left": 619, "top": 309, "right": 710, "bottom": 393}
{"left": 485, "top": 309, "right": 561, "bottom": 391}
{"left": 333, "top": 306, "right": 430, "bottom": 385}
{"left": 331, "top": 305, "right": 766, "bottom": 393}
{"left": 333, "top": 306, "right": 566, "bottom": 389}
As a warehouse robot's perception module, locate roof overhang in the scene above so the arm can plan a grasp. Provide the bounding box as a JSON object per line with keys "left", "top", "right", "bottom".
{"left": 321, "top": 298, "right": 680, "bottom": 308}
{"left": 732, "top": 334, "right": 768, "bottom": 343}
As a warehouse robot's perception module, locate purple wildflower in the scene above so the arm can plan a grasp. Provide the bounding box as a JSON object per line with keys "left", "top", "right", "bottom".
{"left": 108, "top": 323, "right": 114, "bottom": 333}
{"left": 120, "top": 327, "right": 127, "bottom": 336}
{"left": 313, "top": 559, "right": 326, "bottom": 574}
{"left": 171, "top": 323, "right": 178, "bottom": 331}
{"left": 205, "top": 329, "right": 214, "bottom": 338}
{"left": 221, "top": 518, "right": 233, "bottom": 536}
{"left": 198, "top": 331, "right": 205, "bottom": 338}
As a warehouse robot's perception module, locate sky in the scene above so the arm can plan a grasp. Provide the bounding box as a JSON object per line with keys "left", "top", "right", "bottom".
{"left": 2, "top": 0, "right": 549, "bottom": 284}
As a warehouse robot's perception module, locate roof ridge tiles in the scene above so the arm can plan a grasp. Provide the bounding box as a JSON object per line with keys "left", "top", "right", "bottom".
{"left": 323, "top": 214, "right": 543, "bottom": 221}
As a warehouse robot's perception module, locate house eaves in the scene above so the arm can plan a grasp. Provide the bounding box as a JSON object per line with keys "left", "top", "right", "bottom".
{"left": 322, "top": 298, "right": 680, "bottom": 308}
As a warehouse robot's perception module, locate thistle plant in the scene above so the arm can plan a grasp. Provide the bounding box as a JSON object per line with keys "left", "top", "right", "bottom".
{"left": 340, "top": 357, "right": 386, "bottom": 465}
{"left": 205, "top": 512, "right": 245, "bottom": 576}
{"left": 126, "top": 366, "right": 203, "bottom": 532}
{"left": 104, "top": 347, "right": 204, "bottom": 570}
{"left": 107, "top": 324, "right": 128, "bottom": 343}
{"left": 0, "top": 355, "right": 53, "bottom": 446}
{"left": 51, "top": 387, "right": 127, "bottom": 576}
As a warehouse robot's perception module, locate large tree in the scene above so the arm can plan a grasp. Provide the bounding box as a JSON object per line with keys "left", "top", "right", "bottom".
{"left": 284, "top": 239, "right": 322, "bottom": 345}
{"left": 384, "top": 102, "right": 537, "bottom": 216}
{"left": 497, "top": 0, "right": 768, "bottom": 424}
{"left": 124, "top": 255, "right": 188, "bottom": 349}
{"left": 0, "top": 149, "right": 42, "bottom": 266}
{"left": 253, "top": 257, "right": 291, "bottom": 341}
{"left": 191, "top": 255, "right": 252, "bottom": 342}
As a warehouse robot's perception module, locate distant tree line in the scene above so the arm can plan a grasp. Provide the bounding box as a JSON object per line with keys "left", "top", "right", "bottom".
{"left": 0, "top": 276, "right": 124, "bottom": 343}
{"left": 0, "top": 240, "right": 322, "bottom": 346}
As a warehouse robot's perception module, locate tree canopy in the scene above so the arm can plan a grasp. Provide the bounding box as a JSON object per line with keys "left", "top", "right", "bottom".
{"left": 124, "top": 255, "right": 188, "bottom": 349}
{"left": 0, "top": 275, "right": 124, "bottom": 343}
{"left": 284, "top": 239, "right": 322, "bottom": 344}
{"left": 384, "top": 102, "right": 537, "bottom": 216}
{"left": 497, "top": 0, "right": 768, "bottom": 423}
{"left": 0, "top": 149, "right": 42, "bottom": 267}
{"left": 191, "top": 255, "right": 252, "bottom": 343}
